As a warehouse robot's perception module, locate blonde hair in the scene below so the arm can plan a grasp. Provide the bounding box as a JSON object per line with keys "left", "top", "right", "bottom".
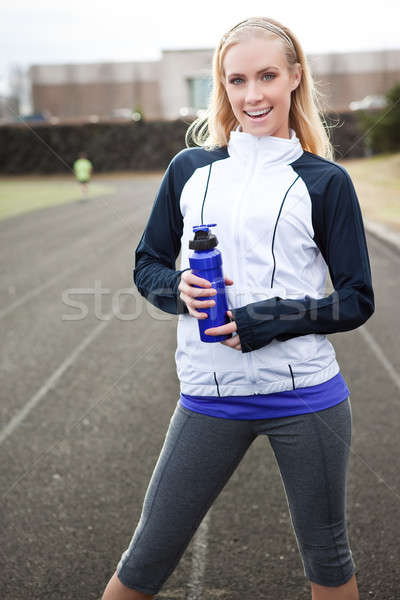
{"left": 185, "top": 16, "right": 335, "bottom": 160}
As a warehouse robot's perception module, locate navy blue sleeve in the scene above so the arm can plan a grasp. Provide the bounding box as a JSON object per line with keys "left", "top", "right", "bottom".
{"left": 133, "top": 153, "right": 190, "bottom": 315}
{"left": 230, "top": 167, "right": 375, "bottom": 353}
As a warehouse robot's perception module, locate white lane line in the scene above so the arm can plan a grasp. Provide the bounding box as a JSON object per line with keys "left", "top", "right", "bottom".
{"left": 1, "top": 329, "right": 160, "bottom": 500}
{"left": 0, "top": 312, "right": 115, "bottom": 446}
{"left": 0, "top": 263, "right": 88, "bottom": 319}
{"left": 1, "top": 215, "right": 118, "bottom": 289}
{"left": 0, "top": 222, "right": 135, "bottom": 320}
{"left": 359, "top": 326, "right": 400, "bottom": 392}
{"left": 186, "top": 510, "right": 211, "bottom": 600}
{"left": 0, "top": 191, "right": 114, "bottom": 241}
{"left": 1, "top": 200, "right": 149, "bottom": 291}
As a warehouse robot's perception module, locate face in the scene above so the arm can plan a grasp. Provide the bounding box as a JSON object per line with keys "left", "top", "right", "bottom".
{"left": 222, "top": 35, "right": 301, "bottom": 139}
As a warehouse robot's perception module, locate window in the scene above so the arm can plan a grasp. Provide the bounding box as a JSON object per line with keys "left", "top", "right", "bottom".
{"left": 187, "top": 77, "right": 212, "bottom": 110}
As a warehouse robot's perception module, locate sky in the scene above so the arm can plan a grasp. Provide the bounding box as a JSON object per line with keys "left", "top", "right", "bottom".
{"left": 1, "top": 0, "right": 400, "bottom": 97}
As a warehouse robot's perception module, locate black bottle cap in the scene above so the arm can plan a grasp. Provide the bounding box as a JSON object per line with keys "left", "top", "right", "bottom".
{"left": 189, "top": 224, "right": 218, "bottom": 250}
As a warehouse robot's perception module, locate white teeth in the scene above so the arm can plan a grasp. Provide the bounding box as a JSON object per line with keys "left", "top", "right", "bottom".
{"left": 246, "top": 107, "right": 272, "bottom": 116}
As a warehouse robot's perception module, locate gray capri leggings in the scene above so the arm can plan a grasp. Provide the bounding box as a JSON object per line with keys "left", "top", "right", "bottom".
{"left": 116, "top": 396, "right": 356, "bottom": 595}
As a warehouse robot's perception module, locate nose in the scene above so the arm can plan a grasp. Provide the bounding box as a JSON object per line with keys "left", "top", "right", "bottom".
{"left": 245, "top": 80, "right": 264, "bottom": 105}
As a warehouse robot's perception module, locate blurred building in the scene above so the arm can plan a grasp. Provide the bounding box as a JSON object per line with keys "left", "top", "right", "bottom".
{"left": 0, "top": 95, "right": 19, "bottom": 123}
{"left": 29, "top": 60, "right": 161, "bottom": 122}
{"left": 27, "top": 47, "right": 400, "bottom": 122}
{"left": 0, "top": 64, "right": 32, "bottom": 123}
{"left": 309, "top": 49, "right": 399, "bottom": 112}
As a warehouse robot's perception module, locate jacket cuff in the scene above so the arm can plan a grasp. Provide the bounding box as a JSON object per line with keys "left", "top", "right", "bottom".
{"left": 230, "top": 305, "right": 261, "bottom": 353}
{"left": 230, "top": 297, "right": 287, "bottom": 353}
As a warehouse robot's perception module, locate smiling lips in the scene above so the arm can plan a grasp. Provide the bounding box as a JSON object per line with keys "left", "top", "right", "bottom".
{"left": 244, "top": 107, "right": 273, "bottom": 119}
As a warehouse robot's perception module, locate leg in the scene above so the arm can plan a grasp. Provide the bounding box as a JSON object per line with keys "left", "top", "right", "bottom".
{"left": 101, "top": 402, "right": 255, "bottom": 599}
{"left": 101, "top": 571, "right": 154, "bottom": 599}
{"left": 311, "top": 573, "right": 359, "bottom": 600}
{"left": 78, "top": 180, "right": 88, "bottom": 201}
{"left": 263, "top": 398, "right": 358, "bottom": 597}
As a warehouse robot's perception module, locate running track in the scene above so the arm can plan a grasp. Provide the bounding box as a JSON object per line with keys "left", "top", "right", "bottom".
{"left": 0, "top": 175, "right": 399, "bottom": 599}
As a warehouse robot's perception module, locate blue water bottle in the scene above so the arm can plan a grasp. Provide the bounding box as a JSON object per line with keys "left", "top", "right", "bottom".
{"left": 188, "top": 224, "right": 231, "bottom": 343}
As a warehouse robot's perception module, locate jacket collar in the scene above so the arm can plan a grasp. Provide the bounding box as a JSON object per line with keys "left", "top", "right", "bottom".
{"left": 227, "top": 124, "right": 304, "bottom": 168}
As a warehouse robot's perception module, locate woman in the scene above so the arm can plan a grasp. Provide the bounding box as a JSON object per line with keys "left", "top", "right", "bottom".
{"left": 101, "top": 16, "right": 374, "bottom": 600}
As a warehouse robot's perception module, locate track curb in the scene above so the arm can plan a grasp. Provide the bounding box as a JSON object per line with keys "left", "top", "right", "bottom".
{"left": 364, "top": 218, "right": 400, "bottom": 254}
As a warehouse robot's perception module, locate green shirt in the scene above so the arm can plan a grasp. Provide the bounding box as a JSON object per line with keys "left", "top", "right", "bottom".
{"left": 73, "top": 158, "right": 92, "bottom": 181}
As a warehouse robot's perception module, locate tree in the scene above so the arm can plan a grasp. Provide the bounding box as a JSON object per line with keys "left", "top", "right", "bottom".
{"left": 357, "top": 82, "right": 400, "bottom": 154}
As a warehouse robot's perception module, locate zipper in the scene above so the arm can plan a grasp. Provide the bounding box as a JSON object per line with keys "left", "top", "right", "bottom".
{"left": 288, "top": 364, "right": 296, "bottom": 389}
{"left": 213, "top": 372, "right": 221, "bottom": 397}
{"left": 233, "top": 144, "right": 259, "bottom": 386}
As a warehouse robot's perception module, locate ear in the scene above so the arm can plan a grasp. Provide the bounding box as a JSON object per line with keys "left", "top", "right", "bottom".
{"left": 291, "top": 63, "right": 302, "bottom": 92}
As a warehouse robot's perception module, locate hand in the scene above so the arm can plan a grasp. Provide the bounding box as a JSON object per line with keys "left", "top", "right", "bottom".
{"left": 178, "top": 270, "right": 234, "bottom": 320}
{"left": 204, "top": 310, "right": 241, "bottom": 351}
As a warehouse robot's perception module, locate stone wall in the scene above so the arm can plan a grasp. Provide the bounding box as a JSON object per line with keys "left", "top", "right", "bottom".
{"left": 0, "top": 113, "right": 371, "bottom": 175}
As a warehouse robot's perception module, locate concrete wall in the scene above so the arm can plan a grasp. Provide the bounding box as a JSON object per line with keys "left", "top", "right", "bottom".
{"left": 31, "top": 81, "right": 162, "bottom": 119}
{"left": 29, "top": 61, "right": 162, "bottom": 119}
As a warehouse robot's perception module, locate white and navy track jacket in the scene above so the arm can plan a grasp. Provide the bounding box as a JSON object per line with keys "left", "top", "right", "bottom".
{"left": 133, "top": 127, "right": 375, "bottom": 413}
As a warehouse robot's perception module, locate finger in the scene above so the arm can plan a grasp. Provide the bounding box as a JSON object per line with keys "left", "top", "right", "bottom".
{"left": 180, "top": 278, "right": 213, "bottom": 298}
{"left": 221, "top": 339, "right": 235, "bottom": 348}
{"left": 190, "top": 309, "right": 209, "bottom": 320}
{"left": 222, "top": 335, "right": 241, "bottom": 347}
{"left": 181, "top": 291, "right": 214, "bottom": 308}
{"left": 188, "top": 303, "right": 213, "bottom": 320}
{"left": 221, "top": 340, "right": 241, "bottom": 351}
{"left": 204, "top": 322, "right": 236, "bottom": 335}
{"left": 179, "top": 292, "right": 212, "bottom": 319}
{"left": 187, "top": 279, "right": 217, "bottom": 298}
{"left": 180, "top": 282, "right": 217, "bottom": 299}
{"left": 193, "top": 297, "right": 216, "bottom": 310}
{"left": 192, "top": 287, "right": 217, "bottom": 298}
{"left": 184, "top": 271, "right": 212, "bottom": 288}
{"left": 226, "top": 313, "right": 237, "bottom": 332}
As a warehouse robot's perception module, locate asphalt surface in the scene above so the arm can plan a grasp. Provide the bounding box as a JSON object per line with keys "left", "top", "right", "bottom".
{"left": 0, "top": 175, "right": 399, "bottom": 600}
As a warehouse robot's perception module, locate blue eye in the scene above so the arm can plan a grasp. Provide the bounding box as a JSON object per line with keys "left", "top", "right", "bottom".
{"left": 229, "top": 73, "right": 276, "bottom": 85}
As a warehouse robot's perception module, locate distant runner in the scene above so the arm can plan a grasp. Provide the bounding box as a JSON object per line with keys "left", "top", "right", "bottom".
{"left": 73, "top": 152, "right": 93, "bottom": 201}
